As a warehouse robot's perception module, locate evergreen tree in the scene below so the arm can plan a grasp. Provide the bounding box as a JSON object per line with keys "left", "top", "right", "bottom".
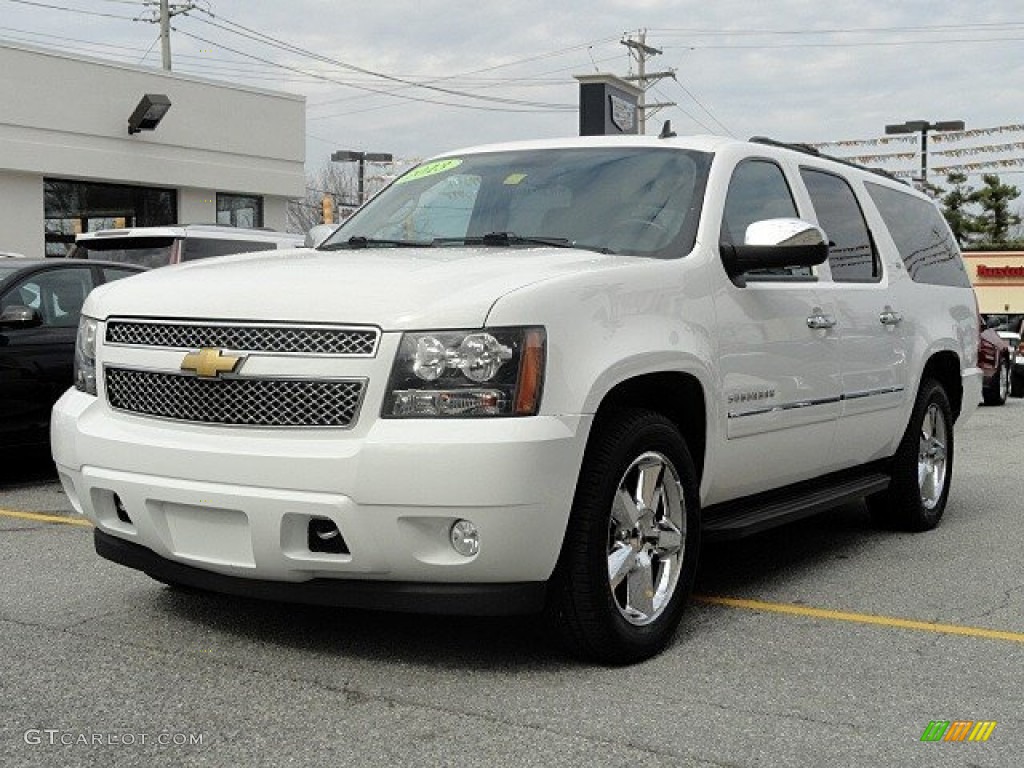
{"left": 939, "top": 172, "right": 978, "bottom": 246}
{"left": 970, "top": 174, "right": 1022, "bottom": 245}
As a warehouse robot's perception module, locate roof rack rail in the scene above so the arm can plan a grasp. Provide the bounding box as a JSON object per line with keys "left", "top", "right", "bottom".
{"left": 748, "top": 136, "right": 908, "bottom": 185}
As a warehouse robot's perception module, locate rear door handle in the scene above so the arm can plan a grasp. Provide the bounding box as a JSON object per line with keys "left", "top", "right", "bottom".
{"left": 806, "top": 313, "right": 836, "bottom": 330}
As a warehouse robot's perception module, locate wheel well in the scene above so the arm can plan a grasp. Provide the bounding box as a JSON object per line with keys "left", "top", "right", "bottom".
{"left": 596, "top": 373, "right": 707, "bottom": 482}
{"left": 921, "top": 351, "right": 963, "bottom": 420}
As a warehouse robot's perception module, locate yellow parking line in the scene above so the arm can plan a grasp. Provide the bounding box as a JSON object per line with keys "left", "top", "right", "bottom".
{"left": 0, "top": 507, "right": 93, "bottom": 528}
{"left": 694, "top": 595, "right": 1024, "bottom": 645}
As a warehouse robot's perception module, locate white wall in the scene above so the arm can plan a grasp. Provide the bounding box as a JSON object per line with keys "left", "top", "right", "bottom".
{"left": 0, "top": 173, "right": 43, "bottom": 258}
{"left": 0, "top": 42, "right": 305, "bottom": 253}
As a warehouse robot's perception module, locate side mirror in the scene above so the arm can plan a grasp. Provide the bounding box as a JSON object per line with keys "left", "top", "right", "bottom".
{"left": 0, "top": 305, "right": 43, "bottom": 329}
{"left": 305, "top": 224, "right": 337, "bottom": 248}
{"left": 720, "top": 218, "right": 829, "bottom": 286}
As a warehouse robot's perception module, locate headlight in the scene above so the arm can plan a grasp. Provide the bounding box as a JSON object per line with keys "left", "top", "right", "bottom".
{"left": 74, "top": 316, "right": 99, "bottom": 395}
{"left": 385, "top": 327, "right": 545, "bottom": 417}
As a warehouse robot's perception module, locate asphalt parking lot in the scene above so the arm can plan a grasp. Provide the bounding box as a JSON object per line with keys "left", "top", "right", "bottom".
{"left": 2, "top": 400, "right": 1022, "bottom": 767}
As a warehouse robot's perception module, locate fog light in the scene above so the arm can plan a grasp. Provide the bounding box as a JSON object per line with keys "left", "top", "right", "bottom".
{"left": 308, "top": 518, "right": 349, "bottom": 554}
{"left": 449, "top": 519, "right": 480, "bottom": 557}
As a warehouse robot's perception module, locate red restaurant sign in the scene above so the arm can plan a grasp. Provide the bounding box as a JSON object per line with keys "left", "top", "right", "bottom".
{"left": 977, "top": 264, "right": 1024, "bottom": 278}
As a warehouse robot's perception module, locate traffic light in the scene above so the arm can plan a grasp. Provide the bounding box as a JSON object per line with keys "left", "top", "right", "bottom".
{"left": 321, "top": 195, "right": 334, "bottom": 224}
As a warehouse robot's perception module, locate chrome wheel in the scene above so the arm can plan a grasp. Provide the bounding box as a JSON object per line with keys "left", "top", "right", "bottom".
{"left": 607, "top": 451, "right": 686, "bottom": 626}
{"left": 999, "top": 361, "right": 1010, "bottom": 401}
{"left": 918, "top": 403, "right": 948, "bottom": 510}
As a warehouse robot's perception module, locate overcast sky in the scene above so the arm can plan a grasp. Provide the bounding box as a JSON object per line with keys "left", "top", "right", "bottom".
{"left": 3, "top": 0, "right": 1024, "bottom": 180}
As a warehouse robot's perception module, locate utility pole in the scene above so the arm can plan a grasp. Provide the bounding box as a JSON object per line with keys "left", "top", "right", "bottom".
{"left": 621, "top": 30, "right": 675, "bottom": 134}
{"left": 141, "top": 1, "right": 197, "bottom": 71}
{"left": 160, "top": 0, "right": 171, "bottom": 71}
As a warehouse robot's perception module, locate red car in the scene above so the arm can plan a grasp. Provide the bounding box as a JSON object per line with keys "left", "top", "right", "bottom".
{"left": 980, "top": 320, "right": 1012, "bottom": 406}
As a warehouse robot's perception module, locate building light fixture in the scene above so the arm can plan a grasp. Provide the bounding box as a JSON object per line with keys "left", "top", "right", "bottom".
{"left": 128, "top": 94, "right": 172, "bottom": 135}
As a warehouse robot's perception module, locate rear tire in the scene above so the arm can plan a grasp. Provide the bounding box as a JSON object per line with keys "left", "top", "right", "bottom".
{"left": 545, "top": 409, "right": 700, "bottom": 664}
{"left": 868, "top": 379, "right": 953, "bottom": 532}
{"left": 1012, "top": 370, "right": 1024, "bottom": 398}
{"left": 982, "top": 357, "right": 1010, "bottom": 406}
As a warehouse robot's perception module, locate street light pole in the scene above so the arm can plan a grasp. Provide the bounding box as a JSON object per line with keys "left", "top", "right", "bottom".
{"left": 331, "top": 150, "right": 394, "bottom": 206}
{"left": 884, "top": 119, "right": 965, "bottom": 185}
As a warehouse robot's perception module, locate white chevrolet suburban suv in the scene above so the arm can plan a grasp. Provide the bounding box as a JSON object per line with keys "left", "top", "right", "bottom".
{"left": 52, "top": 135, "right": 982, "bottom": 663}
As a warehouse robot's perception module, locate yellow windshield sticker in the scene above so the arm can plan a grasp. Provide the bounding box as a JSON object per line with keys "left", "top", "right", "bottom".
{"left": 503, "top": 173, "right": 528, "bottom": 185}
{"left": 396, "top": 158, "right": 463, "bottom": 184}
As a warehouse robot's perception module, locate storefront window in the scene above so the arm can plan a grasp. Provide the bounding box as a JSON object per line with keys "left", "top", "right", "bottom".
{"left": 217, "top": 193, "right": 263, "bottom": 228}
{"left": 44, "top": 179, "right": 176, "bottom": 257}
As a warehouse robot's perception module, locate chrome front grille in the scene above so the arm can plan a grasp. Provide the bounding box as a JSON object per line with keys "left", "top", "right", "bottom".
{"left": 105, "top": 368, "right": 365, "bottom": 428}
{"left": 105, "top": 320, "right": 379, "bottom": 356}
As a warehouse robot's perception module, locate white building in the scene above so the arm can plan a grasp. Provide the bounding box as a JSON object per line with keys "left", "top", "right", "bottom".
{"left": 0, "top": 42, "right": 305, "bottom": 258}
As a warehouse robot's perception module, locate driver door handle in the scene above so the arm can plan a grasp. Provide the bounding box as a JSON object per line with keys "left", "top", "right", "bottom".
{"left": 879, "top": 309, "right": 903, "bottom": 326}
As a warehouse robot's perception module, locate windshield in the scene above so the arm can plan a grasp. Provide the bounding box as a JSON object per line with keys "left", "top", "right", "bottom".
{"left": 70, "top": 237, "right": 176, "bottom": 268}
{"left": 321, "top": 147, "right": 711, "bottom": 258}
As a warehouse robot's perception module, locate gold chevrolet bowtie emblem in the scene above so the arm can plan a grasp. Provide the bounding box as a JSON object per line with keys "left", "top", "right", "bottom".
{"left": 181, "top": 347, "right": 244, "bottom": 378}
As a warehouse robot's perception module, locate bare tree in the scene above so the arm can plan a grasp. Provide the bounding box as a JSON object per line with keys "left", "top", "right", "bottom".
{"left": 286, "top": 159, "right": 413, "bottom": 234}
{"left": 286, "top": 163, "right": 360, "bottom": 234}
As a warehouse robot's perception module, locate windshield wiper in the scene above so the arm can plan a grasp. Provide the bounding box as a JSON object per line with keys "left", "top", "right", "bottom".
{"left": 320, "top": 236, "right": 431, "bottom": 250}
{"left": 434, "top": 232, "right": 616, "bottom": 254}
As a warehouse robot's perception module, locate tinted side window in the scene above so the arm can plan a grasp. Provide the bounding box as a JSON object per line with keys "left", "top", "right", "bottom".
{"left": 721, "top": 160, "right": 798, "bottom": 244}
{"left": 181, "top": 239, "right": 277, "bottom": 261}
{"left": 722, "top": 159, "right": 809, "bottom": 277}
{"left": 1, "top": 268, "right": 95, "bottom": 327}
{"left": 801, "top": 168, "right": 879, "bottom": 282}
{"left": 865, "top": 182, "right": 971, "bottom": 287}
{"left": 102, "top": 267, "right": 143, "bottom": 283}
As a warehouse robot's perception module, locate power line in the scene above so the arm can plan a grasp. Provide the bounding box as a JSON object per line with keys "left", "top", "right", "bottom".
{"left": 183, "top": 10, "right": 574, "bottom": 111}
{"left": 0, "top": 24, "right": 147, "bottom": 51}
{"left": 305, "top": 37, "right": 621, "bottom": 111}
{"left": 671, "top": 77, "right": 733, "bottom": 136}
{"left": 3, "top": 0, "right": 138, "bottom": 20}
{"left": 661, "top": 35, "right": 1024, "bottom": 50}
{"left": 172, "top": 25, "right": 574, "bottom": 114}
{"left": 653, "top": 21, "right": 1024, "bottom": 36}
{"left": 649, "top": 83, "right": 713, "bottom": 133}
{"left": 306, "top": 54, "right": 624, "bottom": 121}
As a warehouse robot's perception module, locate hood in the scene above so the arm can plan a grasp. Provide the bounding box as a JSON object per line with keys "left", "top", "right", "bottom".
{"left": 84, "top": 246, "right": 628, "bottom": 329}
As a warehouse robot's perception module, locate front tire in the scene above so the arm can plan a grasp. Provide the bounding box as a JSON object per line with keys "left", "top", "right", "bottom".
{"left": 545, "top": 409, "right": 700, "bottom": 664}
{"left": 868, "top": 379, "right": 953, "bottom": 531}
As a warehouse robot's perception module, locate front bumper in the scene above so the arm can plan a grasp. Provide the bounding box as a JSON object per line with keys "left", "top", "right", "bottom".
{"left": 53, "top": 388, "right": 589, "bottom": 603}
{"left": 95, "top": 529, "right": 547, "bottom": 615}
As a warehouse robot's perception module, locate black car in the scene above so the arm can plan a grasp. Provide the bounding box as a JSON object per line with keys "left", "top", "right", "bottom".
{"left": 0, "top": 259, "right": 146, "bottom": 451}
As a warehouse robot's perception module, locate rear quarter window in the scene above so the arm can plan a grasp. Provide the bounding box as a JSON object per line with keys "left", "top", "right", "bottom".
{"left": 865, "top": 182, "right": 971, "bottom": 287}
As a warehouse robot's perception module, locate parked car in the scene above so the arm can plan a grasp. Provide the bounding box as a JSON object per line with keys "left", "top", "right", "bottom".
{"left": 996, "top": 330, "right": 1024, "bottom": 397}
{"left": 980, "top": 323, "right": 1012, "bottom": 406}
{"left": 0, "top": 259, "right": 146, "bottom": 451}
{"left": 53, "top": 135, "right": 981, "bottom": 663}
{"left": 70, "top": 225, "right": 304, "bottom": 268}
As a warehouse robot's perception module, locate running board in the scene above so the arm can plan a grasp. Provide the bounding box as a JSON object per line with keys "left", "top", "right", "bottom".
{"left": 702, "top": 470, "right": 891, "bottom": 541}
